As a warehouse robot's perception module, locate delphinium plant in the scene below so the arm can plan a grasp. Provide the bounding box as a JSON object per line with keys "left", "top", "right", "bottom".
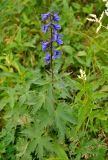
{"left": 41, "top": 11, "right": 63, "bottom": 84}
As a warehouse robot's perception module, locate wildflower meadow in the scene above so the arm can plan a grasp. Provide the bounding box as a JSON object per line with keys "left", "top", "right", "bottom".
{"left": 0, "top": 0, "right": 108, "bottom": 160}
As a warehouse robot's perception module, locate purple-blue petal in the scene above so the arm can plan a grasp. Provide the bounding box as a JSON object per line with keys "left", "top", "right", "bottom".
{"left": 42, "top": 24, "right": 50, "bottom": 33}
{"left": 52, "top": 24, "right": 61, "bottom": 31}
{"left": 53, "top": 32, "right": 63, "bottom": 45}
{"left": 41, "top": 41, "right": 50, "bottom": 51}
{"left": 41, "top": 12, "right": 51, "bottom": 21}
{"left": 56, "top": 38, "right": 63, "bottom": 45}
{"left": 53, "top": 50, "right": 62, "bottom": 59}
{"left": 53, "top": 13, "right": 60, "bottom": 22}
{"left": 44, "top": 53, "right": 51, "bottom": 64}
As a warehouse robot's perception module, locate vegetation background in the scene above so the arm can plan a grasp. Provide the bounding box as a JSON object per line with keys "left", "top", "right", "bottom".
{"left": 0, "top": 0, "right": 108, "bottom": 159}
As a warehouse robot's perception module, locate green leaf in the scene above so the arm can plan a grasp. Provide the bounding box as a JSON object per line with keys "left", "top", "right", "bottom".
{"left": 52, "top": 143, "right": 69, "bottom": 160}
{"left": 55, "top": 104, "right": 76, "bottom": 138}
{"left": 44, "top": 86, "right": 55, "bottom": 115}
{"left": 27, "top": 92, "right": 45, "bottom": 113}
{"left": 0, "top": 97, "right": 8, "bottom": 111}
{"left": 7, "top": 88, "right": 16, "bottom": 108}
{"left": 62, "top": 45, "right": 73, "bottom": 55}
{"left": 15, "top": 27, "right": 22, "bottom": 44}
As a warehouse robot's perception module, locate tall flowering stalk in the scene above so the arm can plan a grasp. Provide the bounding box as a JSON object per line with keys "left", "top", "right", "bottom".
{"left": 41, "top": 11, "right": 63, "bottom": 83}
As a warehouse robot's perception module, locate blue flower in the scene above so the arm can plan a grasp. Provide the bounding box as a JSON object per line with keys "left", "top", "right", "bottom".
{"left": 44, "top": 53, "right": 51, "bottom": 64}
{"left": 53, "top": 13, "right": 60, "bottom": 22}
{"left": 41, "top": 12, "right": 51, "bottom": 21}
{"left": 42, "top": 24, "right": 50, "bottom": 33}
{"left": 41, "top": 11, "right": 63, "bottom": 64}
{"left": 53, "top": 50, "right": 62, "bottom": 59}
{"left": 53, "top": 32, "right": 63, "bottom": 45}
{"left": 52, "top": 23, "right": 61, "bottom": 31}
{"left": 41, "top": 41, "right": 50, "bottom": 51}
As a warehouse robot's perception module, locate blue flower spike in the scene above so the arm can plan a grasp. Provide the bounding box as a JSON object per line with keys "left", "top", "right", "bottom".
{"left": 41, "top": 11, "right": 63, "bottom": 64}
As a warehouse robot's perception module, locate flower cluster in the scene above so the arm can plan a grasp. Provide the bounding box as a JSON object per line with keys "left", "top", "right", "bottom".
{"left": 78, "top": 69, "right": 86, "bottom": 81}
{"left": 87, "top": 0, "right": 108, "bottom": 33}
{"left": 41, "top": 12, "right": 63, "bottom": 64}
{"left": 104, "top": 0, "right": 108, "bottom": 16}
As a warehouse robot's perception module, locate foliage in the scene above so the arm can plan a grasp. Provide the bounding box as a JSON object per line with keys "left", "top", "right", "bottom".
{"left": 0, "top": 0, "right": 108, "bottom": 160}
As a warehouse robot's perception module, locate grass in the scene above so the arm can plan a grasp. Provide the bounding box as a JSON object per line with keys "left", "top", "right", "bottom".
{"left": 0, "top": 0, "right": 108, "bottom": 159}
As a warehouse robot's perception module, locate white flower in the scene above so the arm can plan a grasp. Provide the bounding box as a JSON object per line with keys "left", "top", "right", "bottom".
{"left": 78, "top": 69, "right": 86, "bottom": 81}
{"left": 87, "top": 14, "right": 98, "bottom": 22}
{"left": 105, "top": 1, "right": 108, "bottom": 7}
{"left": 105, "top": 8, "right": 108, "bottom": 16}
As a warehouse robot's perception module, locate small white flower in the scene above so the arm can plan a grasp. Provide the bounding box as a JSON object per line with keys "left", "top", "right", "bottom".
{"left": 106, "top": 1, "right": 108, "bottom": 7}
{"left": 89, "top": 14, "right": 97, "bottom": 19}
{"left": 78, "top": 69, "right": 86, "bottom": 81}
{"left": 87, "top": 18, "right": 96, "bottom": 22}
{"left": 87, "top": 14, "right": 98, "bottom": 22}
{"left": 105, "top": 8, "right": 108, "bottom": 16}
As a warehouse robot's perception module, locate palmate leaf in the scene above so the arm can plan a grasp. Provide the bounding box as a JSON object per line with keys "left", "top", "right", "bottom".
{"left": 19, "top": 154, "right": 32, "bottom": 160}
{"left": 19, "top": 90, "right": 45, "bottom": 114}
{"left": 16, "top": 138, "right": 28, "bottom": 158}
{"left": 16, "top": 140, "right": 32, "bottom": 160}
{"left": 44, "top": 95, "right": 54, "bottom": 115}
{"left": 20, "top": 125, "right": 43, "bottom": 158}
{"left": 21, "top": 135, "right": 69, "bottom": 160}
{"left": 44, "top": 85, "right": 55, "bottom": 115}
{"left": 31, "top": 92, "right": 45, "bottom": 113}
{"left": 55, "top": 103, "right": 77, "bottom": 139}
{"left": 52, "top": 143, "right": 69, "bottom": 160}
{"left": 21, "top": 129, "right": 53, "bottom": 160}
{"left": 6, "top": 87, "right": 17, "bottom": 108}
{"left": 36, "top": 109, "right": 53, "bottom": 129}
{"left": 36, "top": 136, "right": 53, "bottom": 159}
